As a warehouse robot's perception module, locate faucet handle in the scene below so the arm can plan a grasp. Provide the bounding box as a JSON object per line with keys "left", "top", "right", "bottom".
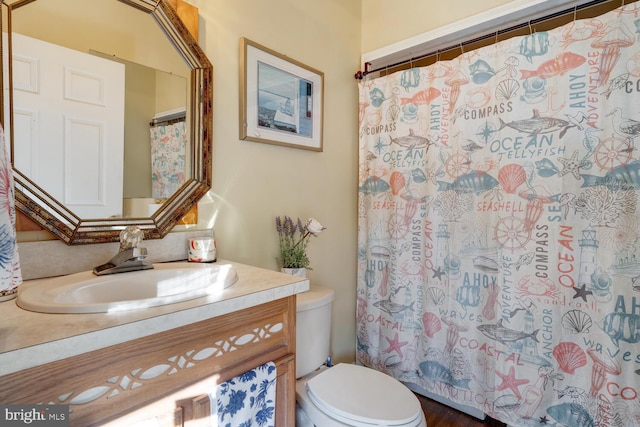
{"left": 119, "top": 226, "right": 144, "bottom": 252}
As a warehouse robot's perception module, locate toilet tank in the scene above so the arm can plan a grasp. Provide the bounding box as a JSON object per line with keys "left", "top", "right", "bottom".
{"left": 296, "top": 284, "right": 335, "bottom": 378}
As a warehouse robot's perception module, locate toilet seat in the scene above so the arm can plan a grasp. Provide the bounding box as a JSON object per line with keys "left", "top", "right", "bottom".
{"left": 303, "top": 364, "right": 424, "bottom": 426}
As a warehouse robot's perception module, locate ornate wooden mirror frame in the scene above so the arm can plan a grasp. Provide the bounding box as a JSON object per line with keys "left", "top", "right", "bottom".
{"left": 1, "top": 0, "right": 212, "bottom": 244}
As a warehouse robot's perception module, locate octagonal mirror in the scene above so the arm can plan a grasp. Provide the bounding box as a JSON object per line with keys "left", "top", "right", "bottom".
{"left": 1, "top": 0, "right": 212, "bottom": 244}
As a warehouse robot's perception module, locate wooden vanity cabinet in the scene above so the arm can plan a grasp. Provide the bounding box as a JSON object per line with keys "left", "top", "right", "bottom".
{"left": 0, "top": 296, "right": 297, "bottom": 426}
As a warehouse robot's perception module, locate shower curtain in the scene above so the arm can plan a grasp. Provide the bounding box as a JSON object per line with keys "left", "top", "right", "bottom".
{"left": 357, "top": 3, "right": 640, "bottom": 426}
{"left": 0, "top": 124, "right": 22, "bottom": 298}
{"left": 150, "top": 121, "right": 186, "bottom": 199}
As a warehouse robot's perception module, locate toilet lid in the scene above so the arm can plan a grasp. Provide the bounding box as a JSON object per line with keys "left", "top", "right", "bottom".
{"left": 306, "top": 363, "right": 422, "bottom": 426}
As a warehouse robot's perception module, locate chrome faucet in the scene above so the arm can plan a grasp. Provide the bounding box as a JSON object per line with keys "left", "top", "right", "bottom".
{"left": 93, "top": 226, "right": 154, "bottom": 276}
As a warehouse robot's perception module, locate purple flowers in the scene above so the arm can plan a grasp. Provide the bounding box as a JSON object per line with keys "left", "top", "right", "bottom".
{"left": 275, "top": 216, "right": 325, "bottom": 269}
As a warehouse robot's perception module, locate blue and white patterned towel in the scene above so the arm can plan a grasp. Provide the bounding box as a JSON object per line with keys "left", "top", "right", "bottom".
{"left": 210, "top": 361, "right": 277, "bottom": 427}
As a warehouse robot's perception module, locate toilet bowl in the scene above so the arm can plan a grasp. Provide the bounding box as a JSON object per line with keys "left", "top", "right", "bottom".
{"left": 295, "top": 285, "right": 427, "bottom": 426}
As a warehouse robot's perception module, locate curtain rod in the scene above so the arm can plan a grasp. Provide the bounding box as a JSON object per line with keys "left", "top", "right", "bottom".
{"left": 150, "top": 116, "right": 185, "bottom": 127}
{"left": 150, "top": 108, "right": 186, "bottom": 126}
{"left": 355, "top": 0, "right": 620, "bottom": 79}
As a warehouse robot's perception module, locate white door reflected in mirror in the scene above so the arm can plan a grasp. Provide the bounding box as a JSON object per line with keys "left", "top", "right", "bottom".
{"left": 13, "top": 33, "right": 125, "bottom": 218}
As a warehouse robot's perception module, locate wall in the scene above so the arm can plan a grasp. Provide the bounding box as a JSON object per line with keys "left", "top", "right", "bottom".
{"left": 9, "top": 0, "right": 186, "bottom": 74}
{"left": 183, "top": 0, "right": 362, "bottom": 364}
{"left": 361, "top": 0, "right": 513, "bottom": 54}
{"left": 122, "top": 62, "right": 154, "bottom": 198}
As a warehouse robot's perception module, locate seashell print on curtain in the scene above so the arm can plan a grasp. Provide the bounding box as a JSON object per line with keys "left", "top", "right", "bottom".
{"left": 357, "top": 3, "right": 640, "bottom": 426}
{"left": 0, "top": 123, "right": 22, "bottom": 300}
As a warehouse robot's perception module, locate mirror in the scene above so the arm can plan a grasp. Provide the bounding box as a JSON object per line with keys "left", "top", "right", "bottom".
{"left": 1, "top": 0, "right": 212, "bottom": 244}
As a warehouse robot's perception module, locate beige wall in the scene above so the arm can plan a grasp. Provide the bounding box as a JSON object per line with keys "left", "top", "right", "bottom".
{"left": 10, "top": 0, "right": 186, "bottom": 75}
{"left": 361, "top": 0, "right": 513, "bottom": 54}
{"left": 188, "top": 0, "right": 361, "bottom": 364}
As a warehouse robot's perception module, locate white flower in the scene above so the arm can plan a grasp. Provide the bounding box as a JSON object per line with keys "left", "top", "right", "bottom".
{"left": 306, "top": 218, "right": 326, "bottom": 235}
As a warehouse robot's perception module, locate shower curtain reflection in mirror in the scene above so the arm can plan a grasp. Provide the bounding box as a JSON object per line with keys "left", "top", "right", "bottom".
{"left": 150, "top": 119, "right": 186, "bottom": 199}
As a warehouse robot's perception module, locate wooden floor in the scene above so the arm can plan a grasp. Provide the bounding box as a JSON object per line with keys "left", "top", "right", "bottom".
{"left": 416, "top": 393, "right": 507, "bottom": 427}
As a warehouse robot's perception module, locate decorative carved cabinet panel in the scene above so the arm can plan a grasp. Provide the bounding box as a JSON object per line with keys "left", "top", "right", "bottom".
{"left": 0, "top": 296, "right": 296, "bottom": 426}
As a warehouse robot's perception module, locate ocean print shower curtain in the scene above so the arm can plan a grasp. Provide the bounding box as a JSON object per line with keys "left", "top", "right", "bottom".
{"left": 357, "top": 3, "right": 640, "bottom": 426}
{"left": 150, "top": 121, "right": 186, "bottom": 199}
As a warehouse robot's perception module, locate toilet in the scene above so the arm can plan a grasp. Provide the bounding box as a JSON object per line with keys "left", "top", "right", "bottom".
{"left": 295, "top": 285, "right": 427, "bottom": 427}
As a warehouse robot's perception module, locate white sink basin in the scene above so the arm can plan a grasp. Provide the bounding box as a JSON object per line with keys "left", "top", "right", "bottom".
{"left": 17, "top": 262, "right": 238, "bottom": 314}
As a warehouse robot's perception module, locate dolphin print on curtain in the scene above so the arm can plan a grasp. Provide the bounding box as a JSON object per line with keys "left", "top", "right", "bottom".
{"left": 357, "top": 3, "right": 640, "bottom": 426}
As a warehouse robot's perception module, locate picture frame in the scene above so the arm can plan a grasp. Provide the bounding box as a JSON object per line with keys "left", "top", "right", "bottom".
{"left": 239, "top": 37, "right": 324, "bottom": 151}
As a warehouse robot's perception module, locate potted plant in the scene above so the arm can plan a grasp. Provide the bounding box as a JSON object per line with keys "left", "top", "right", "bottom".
{"left": 275, "top": 216, "right": 326, "bottom": 277}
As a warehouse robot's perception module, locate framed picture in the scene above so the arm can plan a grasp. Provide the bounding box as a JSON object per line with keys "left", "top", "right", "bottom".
{"left": 239, "top": 38, "right": 324, "bottom": 151}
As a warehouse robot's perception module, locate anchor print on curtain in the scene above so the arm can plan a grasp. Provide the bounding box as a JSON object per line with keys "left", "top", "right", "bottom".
{"left": 357, "top": 3, "right": 640, "bottom": 426}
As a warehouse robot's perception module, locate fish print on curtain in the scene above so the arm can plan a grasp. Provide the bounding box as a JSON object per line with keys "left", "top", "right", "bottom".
{"left": 357, "top": 3, "right": 640, "bottom": 426}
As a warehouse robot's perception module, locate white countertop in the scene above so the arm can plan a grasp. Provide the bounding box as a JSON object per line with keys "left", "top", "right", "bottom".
{"left": 0, "top": 260, "right": 309, "bottom": 376}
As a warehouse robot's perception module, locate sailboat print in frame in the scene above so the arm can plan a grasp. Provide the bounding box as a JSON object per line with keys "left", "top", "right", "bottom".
{"left": 239, "top": 37, "right": 324, "bottom": 152}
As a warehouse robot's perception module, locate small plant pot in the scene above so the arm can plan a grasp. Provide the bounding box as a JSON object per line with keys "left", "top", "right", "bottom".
{"left": 281, "top": 268, "right": 307, "bottom": 278}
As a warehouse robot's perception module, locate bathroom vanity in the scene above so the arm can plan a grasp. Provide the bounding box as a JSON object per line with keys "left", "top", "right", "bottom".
{"left": 0, "top": 260, "right": 308, "bottom": 426}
